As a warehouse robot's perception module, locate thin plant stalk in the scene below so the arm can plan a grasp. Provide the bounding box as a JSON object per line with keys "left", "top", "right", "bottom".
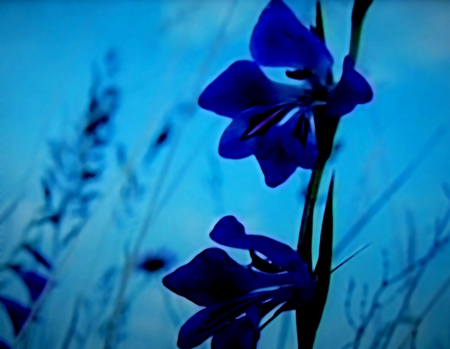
{"left": 101, "top": 3, "right": 239, "bottom": 348}
{"left": 295, "top": 1, "right": 373, "bottom": 347}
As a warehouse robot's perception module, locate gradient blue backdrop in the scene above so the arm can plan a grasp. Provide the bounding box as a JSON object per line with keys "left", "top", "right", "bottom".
{"left": 1, "top": 1, "right": 449, "bottom": 348}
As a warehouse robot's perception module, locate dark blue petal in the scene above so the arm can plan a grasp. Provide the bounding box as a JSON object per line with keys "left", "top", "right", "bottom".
{"left": 178, "top": 288, "right": 294, "bottom": 349}
{"left": 163, "top": 248, "right": 295, "bottom": 307}
{"left": 256, "top": 152, "right": 297, "bottom": 188}
{"left": 250, "top": 0, "right": 333, "bottom": 78}
{"left": 218, "top": 105, "right": 293, "bottom": 159}
{"left": 210, "top": 216, "right": 304, "bottom": 272}
{"left": 218, "top": 109, "right": 261, "bottom": 159}
{"left": 0, "top": 296, "right": 31, "bottom": 336}
{"left": 280, "top": 111, "right": 318, "bottom": 168}
{"left": 198, "top": 60, "right": 299, "bottom": 118}
{"left": 322, "top": 56, "right": 373, "bottom": 118}
{"left": 178, "top": 291, "right": 271, "bottom": 348}
{"left": 211, "top": 294, "right": 295, "bottom": 349}
{"left": 253, "top": 127, "right": 297, "bottom": 187}
{"left": 211, "top": 316, "right": 260, "bottom": 349}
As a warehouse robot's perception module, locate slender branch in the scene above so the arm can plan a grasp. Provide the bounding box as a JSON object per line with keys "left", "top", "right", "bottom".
{"left": 397, "top": 274, "right": 450, "bottom": 349}
{"left": 346, "top": 217, "right": 450, "bottom": 348}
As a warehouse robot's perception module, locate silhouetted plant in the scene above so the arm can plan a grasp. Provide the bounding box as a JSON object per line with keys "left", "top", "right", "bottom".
{"left": 0, "top": 51, "right": 120, "bottom": 348}
{"left": 164, "top": 0, "right": 374, "bottom": 348}
{"left": 342, "top": 200, "right": 450, "bottom": 349}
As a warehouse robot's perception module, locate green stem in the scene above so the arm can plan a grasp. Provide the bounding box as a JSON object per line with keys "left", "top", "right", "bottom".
{"left": 295, "top": 0, "right": 374, "bottom": 345}
{"left": 295, "top": 164, "right": 324, "bottom": 349}
{"left": 349, "top": 26, "right": 362, "bottom": 62}
{"left": 297, "top": 164, "right": 324, "bottom": 266}
{"left": 349, "top": 0, "right": 374, "bottom": 62}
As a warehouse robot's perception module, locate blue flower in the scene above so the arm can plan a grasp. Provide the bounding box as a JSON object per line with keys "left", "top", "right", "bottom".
{"left": 163, "top": 216, "right": 316, "bottom": 349}
{"left": 199, "top": 0, "right": 372, "bottom": 187}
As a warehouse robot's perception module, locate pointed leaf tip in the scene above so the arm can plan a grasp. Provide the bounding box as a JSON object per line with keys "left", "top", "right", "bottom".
{"left": 352, "top": 0, "right": 374, "bottom": 25}
{"left": 349, "top": 0, "right": 374, "bottom": 61}
{"left": 315, "top": 2, "right": 325, "bottom": 43}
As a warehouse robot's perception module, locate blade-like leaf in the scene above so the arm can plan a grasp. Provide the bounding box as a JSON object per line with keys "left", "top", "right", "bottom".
{"left": 296, "top": 175, "right": 334, "bottom": 349}
{"left": 349, "top": 0, "right": 374, "bottom": 61}
{"left": 314, "top": 174, "right": 334, "bottom": 279}
{"left": 299, "top": 203, "right": 314, "bottom": 273}
{"left": 330, "top": 244, "right": 369, "bottom": 274}
{"left": 298, "top": 165, "right": 324, "bottom": 272}
{"left": 315, "top": 2, "right": 325, "bottom": 43}
{"left": 352, "top": 0, "right": 374, "bottom": 26}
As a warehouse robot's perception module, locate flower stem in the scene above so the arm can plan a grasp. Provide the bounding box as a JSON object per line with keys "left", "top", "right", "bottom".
{"left": 349, "top": 0, "right": 374, "bottom": 61}
{"left": 297, "top": 164, "right": 324, "bottom": 263}
{"left": 295, "top": 163, "right": 324, "bottom": 349}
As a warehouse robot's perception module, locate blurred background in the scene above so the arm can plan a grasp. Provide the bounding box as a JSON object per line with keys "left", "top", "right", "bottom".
{"left": 1, "top": 0, "right": 449, "bottom": 348}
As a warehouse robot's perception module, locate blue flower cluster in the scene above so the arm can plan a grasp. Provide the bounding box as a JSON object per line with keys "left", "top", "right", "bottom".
{"left": 164, "top": 0, "right": 373, "bottom": 348}
{"left": 199, "top": 0, "right": 372, "bottom": 187}
{"left": 163, "top": 216, "right": 316, "bottom": 349}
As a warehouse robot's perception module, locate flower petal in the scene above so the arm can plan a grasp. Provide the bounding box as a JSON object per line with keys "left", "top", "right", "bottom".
{"left": 211, "top": 316, "right": 260, "bottom": 349}
{"left": 218, "top": 109, "right": 262, "bottom": 159}
{"left": 178, "top": 288, "right": 294, "bottom": 349}
{"left": 253, "top": 127, "right": 298, "bottom": 188}
{"left": 198, "top": 60, "right": 299, "bottom": 118}
{"left": 218, "top": 105, "right": 293, "bottom": 159}
{"left": 163, "top": 248, "right": 295, "bottom": 307}
{"left": 177, "top": 291, "right": 272, "bottom": 348}
{"left": 281, "top": 111, "right": 318, "bottom": 168}
{"left": 322, "top": 56, "right": 373, "bottom": 118}
{"left": 210, "top": 216, "right": 302, "bottom": 272}
{"left": 256, "top": 153, "right": 297, "bottom": 188}
{"left": 250, "top": 0, "right": 333, "bottom": 78}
